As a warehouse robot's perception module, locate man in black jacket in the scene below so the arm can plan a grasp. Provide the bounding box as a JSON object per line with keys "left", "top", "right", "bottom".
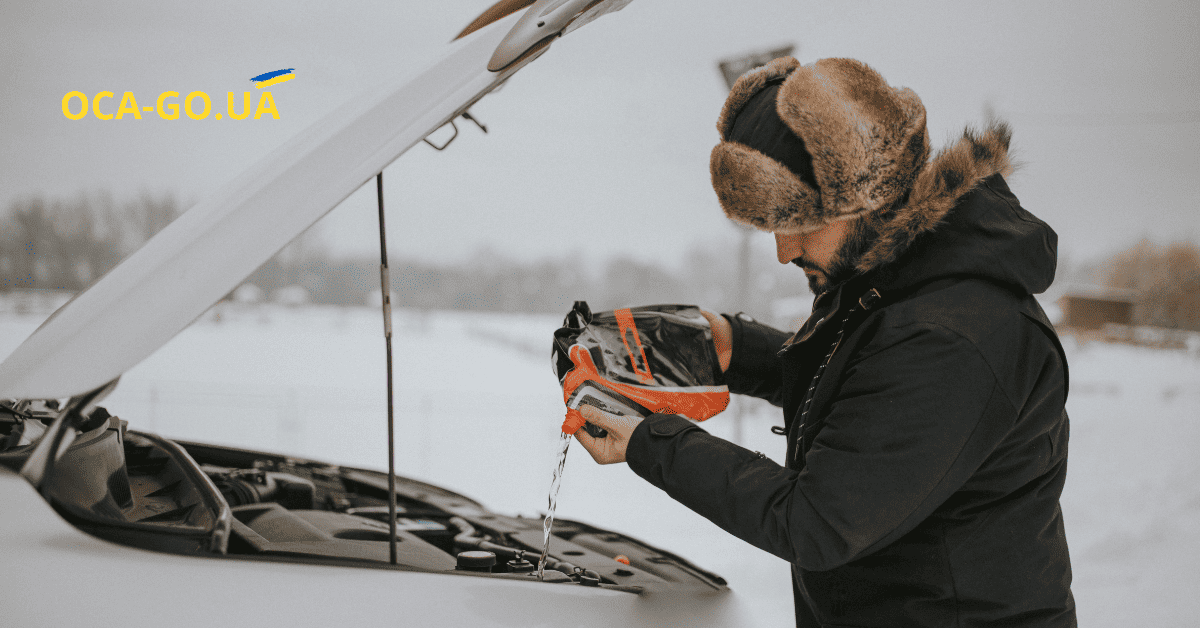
{"left": 575, "top": 57, "right": 1076, "bottom": 627}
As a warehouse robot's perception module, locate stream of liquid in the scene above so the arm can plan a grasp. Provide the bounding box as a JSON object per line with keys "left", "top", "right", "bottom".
{"left": 537, "top": 431, "right": 572, "bottom": 581}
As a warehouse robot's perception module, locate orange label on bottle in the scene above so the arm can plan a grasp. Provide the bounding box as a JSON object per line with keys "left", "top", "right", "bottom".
{"left": 614, "top": 308, "right": 654, "bottom": 384}
{"left": 560, "top": 343, "right": 728, "bottom": 434}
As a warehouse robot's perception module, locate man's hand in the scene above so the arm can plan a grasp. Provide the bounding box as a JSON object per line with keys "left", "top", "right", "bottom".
{"left": 573, "top": 405, "right": 643, "bottom": 465}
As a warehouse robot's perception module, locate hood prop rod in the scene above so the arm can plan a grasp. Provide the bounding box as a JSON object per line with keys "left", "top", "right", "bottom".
{"left": 375, "top": 172, "right": 399, "bottom": 565}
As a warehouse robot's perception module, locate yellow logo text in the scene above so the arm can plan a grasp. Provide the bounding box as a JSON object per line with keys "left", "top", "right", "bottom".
{"left": 62, "top": 91, "right": 279, "bottom": 121}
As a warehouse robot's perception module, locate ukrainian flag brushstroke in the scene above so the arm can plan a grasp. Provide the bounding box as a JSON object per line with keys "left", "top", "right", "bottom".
{"left": 251, "top": 69, "right": 295, "bottom": 89}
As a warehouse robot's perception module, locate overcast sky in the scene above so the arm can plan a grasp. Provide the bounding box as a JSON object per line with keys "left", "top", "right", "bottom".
{"left": 2, "top": 0, "right": 1197, "bottom": 272}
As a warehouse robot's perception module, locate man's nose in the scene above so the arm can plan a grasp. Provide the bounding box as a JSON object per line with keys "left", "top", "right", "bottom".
{"left": 775, "top": 233, "right": 805, "bottom": 265}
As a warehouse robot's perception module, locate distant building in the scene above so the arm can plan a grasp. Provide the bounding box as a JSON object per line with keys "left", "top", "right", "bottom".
{"left": 1058, "top": 295, "right": 1134, "bottom": 331}
{"left": 1049, "top": 284, "right": 1138, "bottom": 340}
{"left": 1049, "top": 284, "right": 1200, "bottom": 351}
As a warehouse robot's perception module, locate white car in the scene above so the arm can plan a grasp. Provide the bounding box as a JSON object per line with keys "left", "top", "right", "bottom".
{"left": 0, "top": 2, "right": 749, "bottom": 625}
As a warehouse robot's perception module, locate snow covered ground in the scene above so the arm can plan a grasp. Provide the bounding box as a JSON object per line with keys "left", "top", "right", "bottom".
{"left": 2, "top": 303, "right": 1198, "bottom": 626}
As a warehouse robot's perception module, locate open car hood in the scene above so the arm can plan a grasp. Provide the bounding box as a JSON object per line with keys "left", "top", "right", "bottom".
{"left": 0, "top": 0, "right": 632, "bottom": 401}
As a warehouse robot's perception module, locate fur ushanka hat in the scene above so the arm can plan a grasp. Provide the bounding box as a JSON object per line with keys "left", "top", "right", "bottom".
{"left": 710, "top": 57, "right": 1013, "bottom": 272}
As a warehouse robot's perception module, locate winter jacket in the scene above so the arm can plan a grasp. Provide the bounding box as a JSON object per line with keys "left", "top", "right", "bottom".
{"left": 626, "top": 126, "right": 1076, "bottom": 627}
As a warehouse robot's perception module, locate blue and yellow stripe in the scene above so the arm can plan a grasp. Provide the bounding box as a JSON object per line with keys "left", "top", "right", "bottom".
{"left": 250, "top": 69, "right": 295, "bottom": 89}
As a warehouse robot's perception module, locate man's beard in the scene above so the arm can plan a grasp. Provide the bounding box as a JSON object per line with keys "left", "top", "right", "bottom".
{"left": 796, "top": 257, "right": 855, "bottom": 295}
{"left": 792, "top": 217, "right": 877, "bottom": 295}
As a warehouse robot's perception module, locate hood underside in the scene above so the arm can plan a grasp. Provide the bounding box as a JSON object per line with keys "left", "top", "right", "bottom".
{"left": 0, "top": 16, "right": 520, "bottom": 401}
{"left": 0, "top": 1, "right": 631, "bottom": 401}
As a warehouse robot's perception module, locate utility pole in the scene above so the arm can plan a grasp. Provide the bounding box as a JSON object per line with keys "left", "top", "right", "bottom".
{"left": 716, "top": 45, "right": 796, "bottom": 91}
{"left": 731, "top": 222, "right": 753, "bottom": 446}
{"left": 716, "top": 44, "right": 795, "bottom": 446}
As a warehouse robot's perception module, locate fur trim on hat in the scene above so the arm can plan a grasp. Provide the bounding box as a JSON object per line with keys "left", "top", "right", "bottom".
{"left": 711, "top": 58, "right": 929, "bottom": 233}
{"left": 709, "top": 138, "right": 827, "bottom": 232}
{"left": 854, "top": 121, "right": 1013, "bottom": 272}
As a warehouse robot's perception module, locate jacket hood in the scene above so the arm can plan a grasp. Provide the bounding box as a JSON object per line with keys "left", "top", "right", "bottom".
{"left": 859, "top": 121, "right": 1058, "bottom": 297}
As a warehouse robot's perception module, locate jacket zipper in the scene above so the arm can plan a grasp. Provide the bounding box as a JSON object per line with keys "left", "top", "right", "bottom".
{"left": 791, "top": 289, "right": 882, "bottom": 462}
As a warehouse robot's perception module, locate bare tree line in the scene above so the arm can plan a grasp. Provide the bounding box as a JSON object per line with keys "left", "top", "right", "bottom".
{"left": 0, "top": 193, "right": 798, "bottom": 321}
{"left": 239, "top": 237, "right": 797, "bottom": 321}
{"left": 4, "top": 193, "right": 1198, "bottom": 330}
{"left": 0, "top": 192, "right": 181, "bottom": 292}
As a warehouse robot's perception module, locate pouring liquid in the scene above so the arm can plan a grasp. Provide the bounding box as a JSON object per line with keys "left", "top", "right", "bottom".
{"left": 537, "top": 431, "right": 572, "bottom": 581}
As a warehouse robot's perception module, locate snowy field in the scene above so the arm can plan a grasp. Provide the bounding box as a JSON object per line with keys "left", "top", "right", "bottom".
{"left": 2, "top": 303, "right": 1198, "bottom": 627}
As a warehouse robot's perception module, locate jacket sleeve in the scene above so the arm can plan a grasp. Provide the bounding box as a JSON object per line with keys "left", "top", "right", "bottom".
{"left": 722, "top": 313, "right": 792, "bottom": 407}
{"left": 626, "top": 322, "right": 1016, "bottom": 571}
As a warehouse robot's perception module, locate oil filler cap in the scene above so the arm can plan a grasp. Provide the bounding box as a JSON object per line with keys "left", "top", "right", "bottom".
{"left": 456, "top": 550, "right": 497, "bottom": 572}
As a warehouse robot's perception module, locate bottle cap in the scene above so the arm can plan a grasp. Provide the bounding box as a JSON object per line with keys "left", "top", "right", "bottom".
{"left": 561, "top": 408, "right": 586, "bottom": 434}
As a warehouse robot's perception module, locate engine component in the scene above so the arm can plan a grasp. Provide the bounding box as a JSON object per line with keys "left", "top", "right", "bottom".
{"left": 450, "top": 516, "right": 591, "bottom": 580}
{"left": 209, "top": 468, "right": 315, "bottom": 510}
{"left": 456, "top": 550, "right": 496, "bottom": 572}
{"left": 507, "top": 558, "right": 535, "bottom": 573}
{"left": 228, "top": 504, "right": 456, "bottom": 571}
{"left": 344, "top": 506, "right": 455, "bottom": 553}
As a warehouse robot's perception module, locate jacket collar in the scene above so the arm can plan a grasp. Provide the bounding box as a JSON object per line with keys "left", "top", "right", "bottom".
{"left": 782, "top": 275, "right": 882, "bottom": 351}
{"left": 854, "top": 121, "right": 1014, "bottom": 275}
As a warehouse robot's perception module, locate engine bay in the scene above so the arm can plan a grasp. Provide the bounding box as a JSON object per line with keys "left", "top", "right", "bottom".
{"left": 0, "top": 400, "right": 726, "bottom": 593}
